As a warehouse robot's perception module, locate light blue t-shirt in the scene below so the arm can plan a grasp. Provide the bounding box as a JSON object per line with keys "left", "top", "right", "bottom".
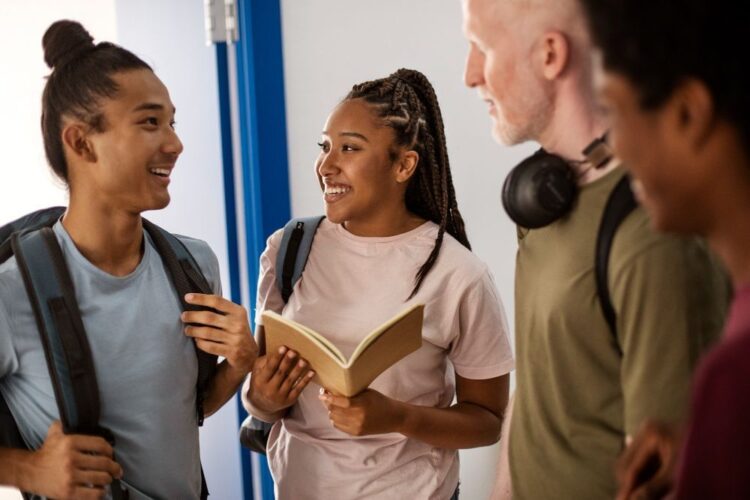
{"left": 0, "top": 221, "right": 221, "bottom": 499}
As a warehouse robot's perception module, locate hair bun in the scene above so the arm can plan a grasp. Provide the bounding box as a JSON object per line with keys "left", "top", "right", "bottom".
{"left": 42, "top": 20, "right": 95, "bottom": 70}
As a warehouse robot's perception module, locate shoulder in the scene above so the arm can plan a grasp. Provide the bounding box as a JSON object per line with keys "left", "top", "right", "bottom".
{"left": 0, "top": 255, "right": 24, "bottom": 298}
{"left": 427, "top": 224, "right": 489, "bottom": 286}
{"left": 611, "top": 206, "right": 716, "bottom": 272}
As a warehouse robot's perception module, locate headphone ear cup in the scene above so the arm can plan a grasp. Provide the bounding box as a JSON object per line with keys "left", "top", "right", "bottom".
{"left": 501, "top": 151, "right": 577, "bottom": 228}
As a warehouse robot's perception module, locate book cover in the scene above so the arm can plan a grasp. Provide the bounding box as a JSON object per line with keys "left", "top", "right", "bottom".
{"left": 262, "top": 304, "right": 424, "bottom": 396}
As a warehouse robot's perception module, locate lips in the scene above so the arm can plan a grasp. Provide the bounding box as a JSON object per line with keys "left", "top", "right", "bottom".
{"left": 149, "top": 165, "right": 174, "bottom": 186}
{"left": 322, "top": 182, "right": 352, "bottom": 203}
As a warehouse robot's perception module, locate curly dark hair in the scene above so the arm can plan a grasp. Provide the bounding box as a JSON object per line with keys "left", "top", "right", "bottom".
{"left": 346, "top": 68, "right": 471, "bottom": 298}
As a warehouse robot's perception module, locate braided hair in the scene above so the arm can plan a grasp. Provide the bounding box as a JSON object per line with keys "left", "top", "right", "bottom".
{"left": 346, "top": 68, "right": 471, "bottom": 299}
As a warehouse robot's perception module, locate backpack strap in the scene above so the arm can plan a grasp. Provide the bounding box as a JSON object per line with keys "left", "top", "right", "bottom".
{"left": 11, "top": 228, "right": 129, "bottom": 499}
{"left": 142, "top": 220, "right": 216, "bottom": 500}
{"left": 141, "top": 219, "right": 217, "bottom": 427}
{"left": 595, "top": 175, "right": 637, "bottom": 352}
{"left": 275, "top": 216, "right": 325, "bottom": 303}
{"left": 0, "top": 207, "right": 66, "bottom": 264}
{"left": 11, "top": 228, "right": 103, "bottom": 436}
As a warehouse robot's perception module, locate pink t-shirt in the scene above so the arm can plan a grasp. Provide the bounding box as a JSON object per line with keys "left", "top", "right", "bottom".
{"left": 250, "top": 219, "right": 514, "bottom": 500}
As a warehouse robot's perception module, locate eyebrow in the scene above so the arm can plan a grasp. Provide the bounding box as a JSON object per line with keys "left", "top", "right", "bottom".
{"left": 321, "top": 130, "right": 369, "bottom": 142}
{"left": 132, "top": 102, "right": 176, "bottom": 114}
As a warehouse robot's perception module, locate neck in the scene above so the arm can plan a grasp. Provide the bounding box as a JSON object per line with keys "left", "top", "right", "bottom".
{"left": 538, "top": 76, "right": 611, "bottom": 185}
{"left": 62, "top": 196, "right": 145, "bottom": 277}
{"left": 343, "top": 204, "right": 425, "bottom": 238}
{"left": 705, "top": 183, "right": 750, "bottom": 288}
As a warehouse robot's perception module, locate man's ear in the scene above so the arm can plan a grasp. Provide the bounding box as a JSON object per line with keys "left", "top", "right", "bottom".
{"left": 539, "top": 31, "right": 569, "bottom": 80}
{"left": 668, "top": 79, "right": 716, "bottom": 151}
{"left": 395, "top": 150, "right": 419, "bottom": 183}
{"left": 61, "top": 122, "right": 97, "bottom": 163}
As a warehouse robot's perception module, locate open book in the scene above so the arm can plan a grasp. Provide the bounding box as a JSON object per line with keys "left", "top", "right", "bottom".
{"left": 262, "top": 304, "right": 424, "bottom": 397}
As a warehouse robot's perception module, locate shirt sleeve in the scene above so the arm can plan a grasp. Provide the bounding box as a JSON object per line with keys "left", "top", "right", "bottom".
{"left": 610, "top": 216, "right": 729, "bottom": 435}
{"left": 254, "top": 229, "right": 286, "bottom": 327}
{"left": 0, "top": 276, "right": 20, "bottom": 379}
{"left": 673, "top": 336, "right": 750, "bottom": 499}
{"left": 449, "top": 269, "right": 515, "bottom": 380}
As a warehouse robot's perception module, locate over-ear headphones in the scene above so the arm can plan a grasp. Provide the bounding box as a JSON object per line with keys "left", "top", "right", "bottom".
{"left": 501, "top": 135, "right": 613, "bottom": 228}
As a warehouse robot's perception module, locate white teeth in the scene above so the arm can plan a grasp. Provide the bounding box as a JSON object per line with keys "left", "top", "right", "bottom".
{"left": 324, "top": 186, "right": 351, "bottom": 195}
{"left": 150, "top": 168, "right": 170, "bottom": 176}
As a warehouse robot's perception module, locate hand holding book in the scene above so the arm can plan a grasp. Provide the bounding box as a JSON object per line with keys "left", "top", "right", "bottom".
{"left": 262, "top": 304, "right": 424, "bottom": 397}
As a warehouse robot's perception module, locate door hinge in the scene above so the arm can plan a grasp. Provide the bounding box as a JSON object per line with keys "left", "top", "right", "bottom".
{"left": 204, "top": 0, "right": 239, "bottom": 44}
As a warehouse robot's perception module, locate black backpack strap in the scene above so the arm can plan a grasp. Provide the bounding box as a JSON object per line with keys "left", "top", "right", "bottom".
{"left": 595, "top": 175, "right": 637, "bottom": 351}
{"left": 11, "top": 228, "right": 102, "bottom": 435}
{"left": 0, "top": 207, "right": 66, "bottom": 264}
{"left": 239, "top": 216, "right": 324, "bottom": 456}
{"left": 142, "top": 220, "right": 216, "bottom": 500}
{"left": 275, "top": 216, "right": 325, "bottom": 303}
{"left": 141, "top": 220, "right": 217, "bottom": 426}
{"left": 11, "top": 228, "right": 129, "bottom": 499}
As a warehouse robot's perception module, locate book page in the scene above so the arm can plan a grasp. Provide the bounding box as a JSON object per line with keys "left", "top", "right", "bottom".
{"left": 342, "top": 304, "right": 424, "bottom": 395}
{"left": 262, "top": 311, "right": 346, "bottom": 364}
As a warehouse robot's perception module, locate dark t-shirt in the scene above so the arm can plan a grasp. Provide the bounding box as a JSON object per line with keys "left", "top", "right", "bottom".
{"left": 674, "top": 285, "right": 750, "bottom": 499}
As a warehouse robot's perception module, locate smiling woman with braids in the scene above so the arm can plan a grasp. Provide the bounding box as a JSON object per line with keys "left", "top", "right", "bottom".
{"left": 242, "top": 69, "right": 514, "bottom": 499}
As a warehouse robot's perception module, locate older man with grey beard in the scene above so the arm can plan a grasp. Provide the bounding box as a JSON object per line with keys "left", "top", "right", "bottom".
{"left": 459, "top": 0, "right": 729, "bottom": 497}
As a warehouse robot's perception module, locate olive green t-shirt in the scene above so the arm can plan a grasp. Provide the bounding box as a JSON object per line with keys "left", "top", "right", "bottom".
{"left": 510, "top": 167, "right": 729, "bottom": 499}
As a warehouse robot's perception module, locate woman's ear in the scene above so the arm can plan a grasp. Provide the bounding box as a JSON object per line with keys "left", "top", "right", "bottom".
{"left": 61, "top": 121, "right": 97, "bottom": 163}
{"left": 395, "top": 150, "right": 419, "bottom": 183}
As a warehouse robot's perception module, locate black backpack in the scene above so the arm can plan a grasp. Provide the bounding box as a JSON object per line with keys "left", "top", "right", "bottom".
{"left": 0, "top": 206, "right": 218, "bottom": 500}
{"left": 239, "top": 216, "right": 325, "bottom": 454}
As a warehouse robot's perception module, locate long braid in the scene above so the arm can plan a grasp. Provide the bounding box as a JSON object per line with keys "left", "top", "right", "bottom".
{"left": 346, "top": 68, "right": 471, "bottom": 299}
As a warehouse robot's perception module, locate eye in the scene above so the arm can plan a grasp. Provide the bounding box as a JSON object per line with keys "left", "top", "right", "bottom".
{"left": 141, "top": 117, "right": 159, "bottom": 127}
{"left": 317, "top": 141, "right": 330, "bottom": 153}
{"left": 170, "top": 120, "right": 177, "bottom": 129}
{"left": 342, "top": 144, "right": 359, "bottom": 152}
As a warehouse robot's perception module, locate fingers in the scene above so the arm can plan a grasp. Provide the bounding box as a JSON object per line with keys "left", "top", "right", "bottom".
{"left": 182, "top": 310, "right": 229, "bottom": 329}
{"left": 75, "top": 452, "right": 123, "bottom": 479}
{"left": 320, "top": 391, "right": 351, "bottom": 409}
{"left": 185, "top": 293, "right": 244, "bottom": 315}
{"left": 269, "top": 349, "right": 302, "bottom": 389}
{"left": 288, "top": 371, "right": 316, "bottom": 400}
{"left": 278, "top": 357, "right": 310, "bottom": 393}
{"left": 185, "top": 325, "right": 224, "bottom": 343}
{"left": 68, "top": 435, "right": 115, "bottom": 459}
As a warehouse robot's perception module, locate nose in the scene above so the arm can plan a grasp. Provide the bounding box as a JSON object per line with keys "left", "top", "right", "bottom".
{"left": 316, "top": 150, "right": 339, "bottom": 179}
{"left": 463, "top": 44, "right": 485, "bottom": 89}
{"left": 163, "top": 127, "right": 184, "bottom": 157}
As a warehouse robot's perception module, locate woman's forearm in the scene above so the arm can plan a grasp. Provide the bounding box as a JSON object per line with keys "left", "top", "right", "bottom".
{"left": 394, "top": 400, "right": 504, "bottom": 449}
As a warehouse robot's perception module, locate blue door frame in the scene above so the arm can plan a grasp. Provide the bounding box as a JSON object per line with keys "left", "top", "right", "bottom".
{"left": 214, "top": 0, "right": 291, "bottom": 499}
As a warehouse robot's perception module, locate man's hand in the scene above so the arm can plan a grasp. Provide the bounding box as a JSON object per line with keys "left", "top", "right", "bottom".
{"left": 616, "top": 419, "right": 681, "bottom": 500}
{"left": 319, "top": 388, "right": 405, "bottom": 436}
{"left": 23, "top": 421, "right": 122, "bottom": 499}
{"left": 248, "top": 347, "right": 315, "bottom": 414}
{"left": 182, "top": 293, "right": 258, "bottom": 376}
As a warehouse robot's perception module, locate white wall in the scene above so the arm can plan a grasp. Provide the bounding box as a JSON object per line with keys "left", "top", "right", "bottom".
{"left": 280, "top": 1, "right": 534, "bottom": 498}
{"left": 0, "top": 1, "right": 243, "bottom": 499}
{"left": 0, "top": 4, "right": 116, "bottom": 499}
{"left": 0, "top": 0, "right": 117, "bottom": 222}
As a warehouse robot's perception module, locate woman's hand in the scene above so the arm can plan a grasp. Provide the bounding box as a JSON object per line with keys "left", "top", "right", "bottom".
{"left": 248, "top": 347, "right": 315, "bottom": 414}
{"left": 319, "top": 388, "right": 405, "bottom": 436}
{"left": 181, "top": 293, "right": 259, "bottom": 376}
